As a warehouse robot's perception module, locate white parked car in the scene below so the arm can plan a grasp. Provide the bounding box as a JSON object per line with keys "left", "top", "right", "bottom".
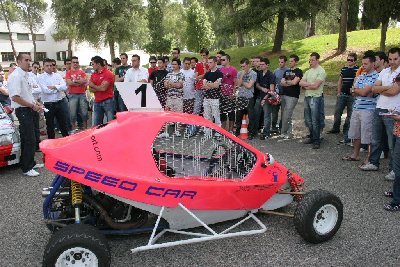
{"left": 0, "top": 103, "right": 20, "bottom": 167}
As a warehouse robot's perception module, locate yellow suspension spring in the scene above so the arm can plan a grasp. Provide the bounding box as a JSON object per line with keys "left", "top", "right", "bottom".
{"left": 71, "top": 181, "right": 83, "bottom": 206}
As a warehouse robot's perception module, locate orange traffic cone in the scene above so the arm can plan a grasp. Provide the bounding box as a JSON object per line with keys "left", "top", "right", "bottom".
{"left": 239, "top": 115, "right": 249, "bottom": 139}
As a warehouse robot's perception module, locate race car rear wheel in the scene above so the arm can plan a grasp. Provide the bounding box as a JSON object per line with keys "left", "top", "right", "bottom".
{"left": 42, "top": 224, "right": 111, "bottom": 267}
{"left": 294, "top": 190, "right": 343, "bottom": 244}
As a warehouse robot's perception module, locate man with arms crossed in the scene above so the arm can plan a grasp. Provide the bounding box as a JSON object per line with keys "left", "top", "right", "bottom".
{"left": 8, "top": 53, "right": 44, "bottom": 176}
{"left": 299, "top": 52, "right": 326, "bottom": 149}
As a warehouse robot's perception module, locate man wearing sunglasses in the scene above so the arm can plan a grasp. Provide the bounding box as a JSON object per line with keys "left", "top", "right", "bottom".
{"left": 327, "top": 53, "right": 359, "bottom": 146}
{"left": 66, "top": 56, "right": 88, "bottom": 131}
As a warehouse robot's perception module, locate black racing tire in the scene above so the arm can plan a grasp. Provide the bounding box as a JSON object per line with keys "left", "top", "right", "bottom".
{"left": 294, "top": 190, "right": 343, "bottom": 244}
{"left": 42, "top": 224, "right": 111, "bottom": 267}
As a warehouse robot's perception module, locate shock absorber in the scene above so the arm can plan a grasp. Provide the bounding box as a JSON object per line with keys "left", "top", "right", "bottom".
{"left": 71, "top": 181, "right": 83, "bottom": 224}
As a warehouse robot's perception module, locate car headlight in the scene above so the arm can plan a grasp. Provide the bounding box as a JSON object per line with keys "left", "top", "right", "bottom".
{"left": 0, "top": 134, "right": 13, "bottom": 146}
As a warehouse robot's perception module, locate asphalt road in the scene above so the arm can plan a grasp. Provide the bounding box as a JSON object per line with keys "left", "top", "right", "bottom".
{"left": 1, "top": 94, "right": 399, "bottom": 266}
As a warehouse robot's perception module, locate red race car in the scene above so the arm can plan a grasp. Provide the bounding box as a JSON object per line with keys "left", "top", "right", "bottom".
{"left": 0, "top": 103, "right": 20, "bottom": 168}
{"left": 41, "top": 111, "right": 343, "bottom": 267}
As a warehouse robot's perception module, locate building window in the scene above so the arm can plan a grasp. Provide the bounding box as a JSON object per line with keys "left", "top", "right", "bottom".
{"left": 0, "top": 32, "right": 9, "bottom": 40}
{"left": 33, "top": 34, "right": 45, "bottom": 41}
{"left": 56, "top": 51, "right": 67, "bottom": 61}
{"left": 1, "top": 52, "right": 15, "bottom": 62}
{"left": 17, "top": 33, "right": 29, "bottom": 40}
{"left": 35, "top": 52, "right": 47, "bottom": 61}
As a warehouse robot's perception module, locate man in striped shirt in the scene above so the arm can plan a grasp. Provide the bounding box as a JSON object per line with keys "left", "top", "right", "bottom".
{"left": 343, "top": 54, "right": 378, "bottom": 162}
{"left": 328, "top": 53, "right": 359, "bottom": 145}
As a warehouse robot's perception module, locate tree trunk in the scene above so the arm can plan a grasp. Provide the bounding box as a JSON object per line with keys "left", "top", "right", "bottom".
{"left": 227, "top": 2, "right": 244, "bottom": 48}
{"left": 29, "top": 24, "right": 36, "bottom": 61}
{"left": 337, "top": 0, "right": 349, "bottom": 53}
{"left": 67, "top": 39, "right": 73, "bottom": 58}
{"left": 0, "top": 0, "right": 17, "bottom": 59}
{"left": 380, "top": 19, "right": 389, "bottom": 51}
{"left": 109, "top": 40, "right": 115, "bottom": 61}
{"left": 272, "top": 11, "right": 285, "bottom": 53}
{"left": 236, "top": 31, "right": 245, "bottom": 48}
{"left": 309, "top": 12, "right": 316, "bottom": 37}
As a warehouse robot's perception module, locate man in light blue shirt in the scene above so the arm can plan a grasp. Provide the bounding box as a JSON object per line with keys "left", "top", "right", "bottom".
{"left": 38, "top": 58, "right": 69, "bottom": 139}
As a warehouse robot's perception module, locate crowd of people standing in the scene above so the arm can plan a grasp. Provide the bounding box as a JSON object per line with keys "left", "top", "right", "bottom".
{"left": 1, "top": 46, "right": 400, "bottom": 212}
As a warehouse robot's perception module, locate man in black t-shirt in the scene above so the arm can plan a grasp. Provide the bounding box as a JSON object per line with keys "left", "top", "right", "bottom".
{"left": 327, "top": 53, "right": 359, "bottom": 143}
{"left": 149, "top": 57, "right": 169, "bottom": 109}
{"left": 114, "top": 52, "right": 131, "bottom": 112}
{"left": 280, "top": 54, "right": 303, "bottom": 139}
{"left": 203, "top": 56, "right": 223, "bottom": 128}
{"left": 254, "top": 57, "right": 275, "bottom": 140}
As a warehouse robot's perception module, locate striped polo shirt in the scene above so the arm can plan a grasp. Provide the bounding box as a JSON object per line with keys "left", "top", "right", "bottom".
{"left": 353, "top": 70, "right": 379, "bottom": 111}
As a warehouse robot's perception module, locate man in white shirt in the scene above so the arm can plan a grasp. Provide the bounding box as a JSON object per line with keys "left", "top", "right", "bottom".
{"left": 124, "top": 54, "right": 148, "bottom": 83}
{"left": 361, "top": 48, "right": 400, "bottom": 179}
{"left": 181, "top": 57, "right": 196, "bottom": 114}
{"left": 38, "top": 58, "right": 69, "bottom": 139}
{"left": 8, "top": 53, "right": 44, "bottom": 177}
{"left": 29, "top": 61, "right": 42, "bottom": 150}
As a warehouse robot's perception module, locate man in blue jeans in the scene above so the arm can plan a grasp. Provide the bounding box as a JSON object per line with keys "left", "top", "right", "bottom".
{"left": 360, "top": 48, "right": 400, "bottom": 181}
{"left": 299, "top": 52, "right": 327, "bottom": 149}
{"left": 89, "top": 56, "right": 115, "bottom": 126}
{"left": 254, "top": 57, "right": 276, "bottom": 140}
{"left": 327, "top": 53, "right": 359, "bottom": 144}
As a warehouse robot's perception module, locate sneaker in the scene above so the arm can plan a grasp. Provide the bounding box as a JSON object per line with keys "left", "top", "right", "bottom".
{"left": 33, "top": 163, "right": 44, "bottom": 169}
{"left": 385, "top": 170, "right": 395, "bottom": 181}
{"left": 384, "top": 203, "right": 400, "bottom": 212}
{"left": 284, "top": 134, "right": 292, "bottom": 140}
{"left": 312, "top": 143, "right": 320, "bottom": 149}
{"left": 360, "top": 148, "right": 368, "bottom": 153}
{"left": 174, "top": 130, "right": 181, "bottom": 137}
{"left": 303, "top": 138, "right": 313, "bottom": 144}
{"left": 359, "top": 162, "right": 378, "bottom": 171}
{"left": 158, "top": 132, "right": 170, "bottom": 138}
{"left": 271, "top": 128, "right": 279, "bottom": 134}
{"left": 23, "top": 169, "right": 40, "bottom": 177}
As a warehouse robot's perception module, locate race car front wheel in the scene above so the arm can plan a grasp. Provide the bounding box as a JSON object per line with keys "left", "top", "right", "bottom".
{"left": 42, "top": 224, "right": 111, "bottom": 267}
{"left": 293, "top": 190, "right": 343, "bottom": 244}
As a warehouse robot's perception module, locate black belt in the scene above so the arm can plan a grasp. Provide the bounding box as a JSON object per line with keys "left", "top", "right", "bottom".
{"left": 44, "top": 99, "right": 63, "bottom": 105}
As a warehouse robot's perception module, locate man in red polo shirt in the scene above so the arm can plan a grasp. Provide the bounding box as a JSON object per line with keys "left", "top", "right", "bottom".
{"left": 89, "top": 56, "right": 115, "bottom": 126}
{"left": 66, "top": 56, "right": 88, "bottom": 130}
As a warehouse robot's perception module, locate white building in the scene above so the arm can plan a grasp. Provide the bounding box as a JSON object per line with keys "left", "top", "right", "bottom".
{"left": 0, "top": 14, "right": 115, "bottom": 70}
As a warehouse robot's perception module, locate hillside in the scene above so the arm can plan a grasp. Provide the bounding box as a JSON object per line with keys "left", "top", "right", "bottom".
{"left": 214, "top": 28, "right": 400, "bottom": 84}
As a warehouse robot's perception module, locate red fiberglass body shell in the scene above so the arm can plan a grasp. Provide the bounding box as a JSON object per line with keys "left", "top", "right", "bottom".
{"left": 40, "top": 112, "right": 304, "bottom": 210}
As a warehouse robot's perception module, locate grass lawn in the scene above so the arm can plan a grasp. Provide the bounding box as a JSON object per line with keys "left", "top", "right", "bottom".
{"left": 184, "top": 28, "right": 400, "bottom": 85}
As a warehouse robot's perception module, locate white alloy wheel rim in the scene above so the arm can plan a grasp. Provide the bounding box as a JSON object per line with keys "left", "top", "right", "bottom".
{"left": 55, "top": 247, "right": 98, "bottom": 267}
{"left": 313, "top": 204, "right": 338, "bottom": 235}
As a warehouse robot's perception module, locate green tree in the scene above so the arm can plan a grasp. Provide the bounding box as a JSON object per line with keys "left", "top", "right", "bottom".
{"left": 164, "top": 2, "right": 187, "bottom": 49}
{"left": 52, "top": 25, "right": 78, "bottom": 58}
{"left": 51, "top": 0, "right": 144, "bottom": 59}
{"left": 0, "top": 0, "right": 20, "bottom": 58}
{"left": 347, "top": 0, "right": 359, "bottom": 31}
{"left": 16, "top": 0, "right": 47, "bottom": 61}
{"left": 144, "top": 0, "right": 171, "bottom": 55}
{"left": 361, "top": 0, "right": 379, "bottom": 29}
{"left": 186, "top": 0, "right": 215, "bottom": 52}
{"left": 360, "top": 0, "right": 400, "bottom": 50}
{"left": 370, "top": 0, "right": 400, "bottom": 51}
